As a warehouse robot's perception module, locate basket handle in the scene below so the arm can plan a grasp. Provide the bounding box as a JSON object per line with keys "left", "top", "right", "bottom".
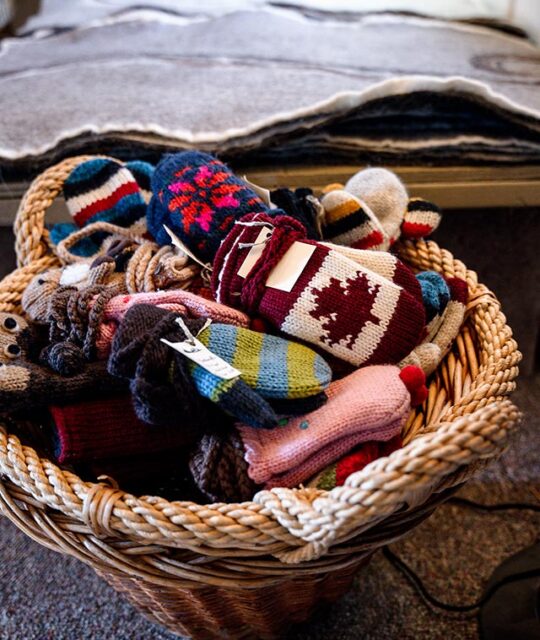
{"left": 0, "top": 155, "right": 112, "bottom": 314}
{"left": 13, "top": 155, "right": 108, "bottom": 268}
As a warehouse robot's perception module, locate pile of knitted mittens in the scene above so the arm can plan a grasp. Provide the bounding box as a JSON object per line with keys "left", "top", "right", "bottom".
{"left": 1, "top": 150, "right": 468, "bottom": 502}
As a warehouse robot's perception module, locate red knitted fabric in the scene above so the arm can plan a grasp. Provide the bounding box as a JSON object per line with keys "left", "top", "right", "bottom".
{"left": 50, "top": 395, "right": 196, "bottom": 463}
{"left": 335, "top": 435, "right": 403, "bottom": 486}
{"left": 213, "top": 213, "right": 426, "bottom": 367}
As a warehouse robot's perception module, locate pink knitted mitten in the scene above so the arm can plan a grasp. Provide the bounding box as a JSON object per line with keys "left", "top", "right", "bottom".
{"left": 239, "top": 364, "right": 425, "bottom": 488}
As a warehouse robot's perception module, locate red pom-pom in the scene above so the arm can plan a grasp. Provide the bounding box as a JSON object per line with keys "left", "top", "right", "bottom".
{"left": 399, "top": 365, "right": 428, "bottom": 406}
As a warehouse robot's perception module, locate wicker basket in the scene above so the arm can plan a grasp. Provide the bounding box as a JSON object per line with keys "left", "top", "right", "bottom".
{"left": 0, "top": 157, "right": 522, "bottom": 639}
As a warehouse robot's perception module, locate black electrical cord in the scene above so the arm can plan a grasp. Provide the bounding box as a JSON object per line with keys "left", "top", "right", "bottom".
{"left": 382, "top": 498, "right": 540, "bottom": 614}
{"left": 447, "top": 496, "right": 540, "bottom": 513}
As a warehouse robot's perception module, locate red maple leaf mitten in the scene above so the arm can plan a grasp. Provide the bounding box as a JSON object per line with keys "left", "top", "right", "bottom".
{"left": 213, "top": 213, "right": 426, "bottom": 367}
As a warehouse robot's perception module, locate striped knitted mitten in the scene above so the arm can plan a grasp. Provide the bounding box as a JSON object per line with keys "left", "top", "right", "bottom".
{"left": 0, "top": 359, "right": 126, "bottom": 413}
{"left": 50, "top": 158, "right": 153, "bottom": 256}
{"left": 308, "top": 435, "right": 403, "bottom": 490}
{"left": 147, "top": 151, "right": 270, "bottom": 263}
{"left": 400, "top": 276, "right": 468, "bottom": 376}
{"left": 320, "top": 188, "right": 389, "bottom": 250}
{"left": 344, "top": 167, "right": 441, "bottom": 243}
{"left": 108, "top": 304, "right": 279, "bottom": 429}
{"left": 213, "top": 213, "right": 426, "bottom": 367}
{"left": 239, "top": 364, "right": 425, "bottom": 489}
{"left": 50, "top": 395, "right": 200, "bottom": 463}
{"left": 402, "top": 197, "right": 442, "bottom": 240}
{"left": 194, "top": 321, "right": 332, "bottom": 401}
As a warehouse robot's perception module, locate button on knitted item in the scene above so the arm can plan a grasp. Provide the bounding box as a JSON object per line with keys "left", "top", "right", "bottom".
{"left": 238, "top": 364, "right": 415, "bottom": 488}
{"left": 147, "top": 151, "right": 269, "bottom": 263}
{"left": 50, "top": 395, "right": 199, "bottom": 464}
{"left": 213, "top": 213, "right": 426, "bottom": 367}
{"left": 0, "top": 312, "right": 36, "bottom": 364}
{"left": 50, "top": 158, "right": 152, "bottom": 256}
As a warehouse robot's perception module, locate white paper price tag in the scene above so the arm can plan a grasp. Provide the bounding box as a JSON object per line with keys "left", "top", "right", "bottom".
{"left": 237, "top": 226, "right": 273, "bottom": 278}
{"left": 161, "top": 337, "right": 242, "bottom": 380}
{"left": 266, "top": 241, "right": 316, "bottom": 292}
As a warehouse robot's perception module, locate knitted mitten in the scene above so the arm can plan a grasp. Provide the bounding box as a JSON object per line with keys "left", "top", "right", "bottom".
{"left": 189, "top": 430, "right": 259, "bottom": 502}
{"left": 308, "top": 435, "right": 403, "bottom": 490}
{"left": 147, "top": 151, "right": 270, "bottom": 263}
{"left": 402, "top": 197, "right": 442, "bottom": 240}
{"left": 213, "top": 213, "right": 426, "bottom": 367}
{"left": 50, "top": 158, "right": 153, "bottom": 256}
{"left": 344, "top": 167, "right": 441, "bottom": 243}
{"left": 239, "top": 364, "right": 426, "bottom": 489}
{"left": 400, "top": 277, "right": 468, "bottom": 376}
{"left": 50, "top": 395, "right": 199, "bottom": 463}
{"left": 194, "top": 321, "right": 332, "bottom": 401}
{"left": 320, "top": 188, "right": 389, "bottom": 250}
{"left": 345, "top": 167, "right": 408, "bottom": 245}
{"left": 0, "top": 359, "right": 126, "bottom": 413}
{"left": 108, "top": 305, "right": 279, "bottom": 429}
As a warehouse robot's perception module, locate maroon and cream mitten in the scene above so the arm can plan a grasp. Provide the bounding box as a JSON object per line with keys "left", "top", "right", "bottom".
{"left": 213, "top": 213, "right": 426, "bottom": 367}
{"left": 319, "top": 241, "right": 423, "bottom": 301}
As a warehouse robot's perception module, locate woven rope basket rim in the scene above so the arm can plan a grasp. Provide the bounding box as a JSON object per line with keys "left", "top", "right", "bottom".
{"left": 0, "top": 156, "right": 522, "bottom": 566}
